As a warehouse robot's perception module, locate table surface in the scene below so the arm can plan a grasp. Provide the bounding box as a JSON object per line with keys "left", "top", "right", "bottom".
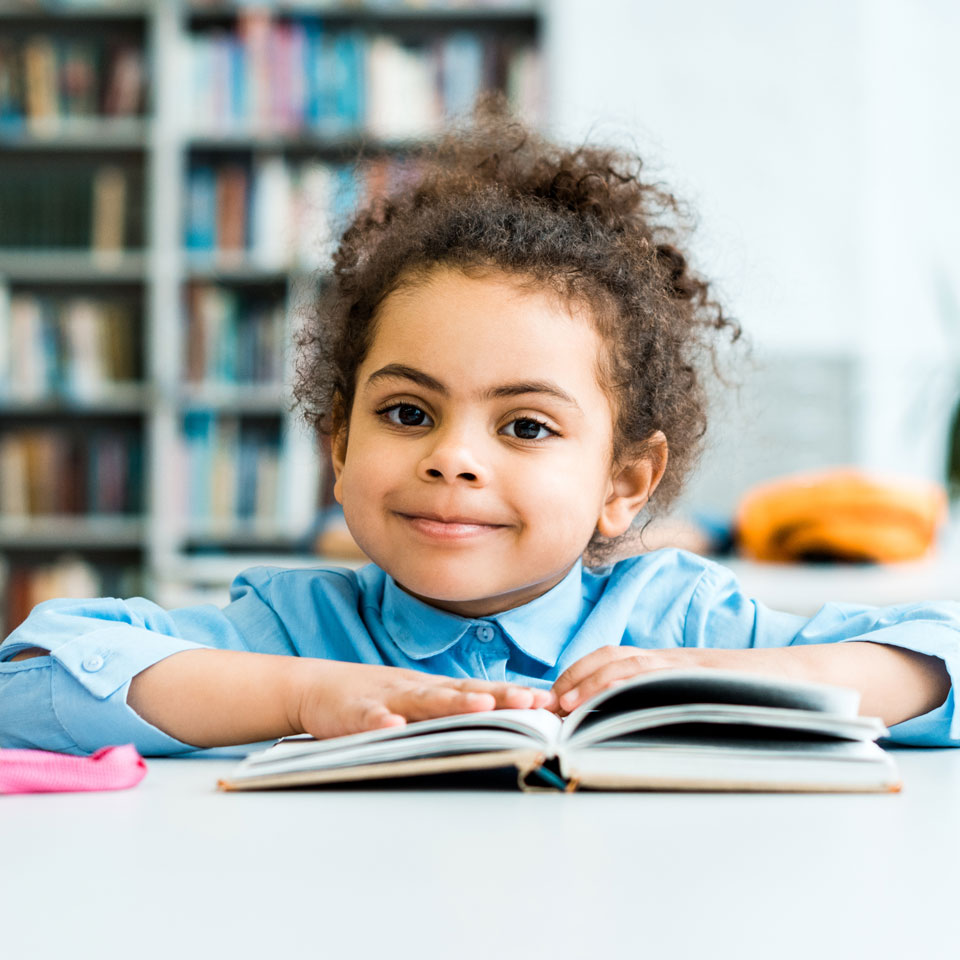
{"left": 4, "top": 746, "right": 960, "bottom": 960}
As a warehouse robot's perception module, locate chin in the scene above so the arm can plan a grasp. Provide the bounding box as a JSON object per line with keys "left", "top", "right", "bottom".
{"left": 396, "top": 568, "right": 491, "bottom": 603}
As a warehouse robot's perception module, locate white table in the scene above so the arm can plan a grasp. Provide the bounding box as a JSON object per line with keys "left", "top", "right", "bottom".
{"left": 4, "top": 747, "right": 959, "bottom": 960}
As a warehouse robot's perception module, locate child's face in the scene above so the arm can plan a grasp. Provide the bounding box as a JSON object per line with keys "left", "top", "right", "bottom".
{"left": 332, "top": 266, "right": 661, "bottom": 617}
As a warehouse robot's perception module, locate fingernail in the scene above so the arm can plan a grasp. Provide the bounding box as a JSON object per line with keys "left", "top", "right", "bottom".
{"left": 560, "top": 689, "right": 578, "bottom": 708}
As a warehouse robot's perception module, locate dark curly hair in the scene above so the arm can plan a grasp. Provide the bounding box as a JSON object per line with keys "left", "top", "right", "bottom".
{"left": 295, "top": 98, "right": 740, "bottom": 563}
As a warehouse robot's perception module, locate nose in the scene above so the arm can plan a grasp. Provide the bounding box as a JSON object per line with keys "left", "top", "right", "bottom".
{"left": 417, "top": 425, "right": 489, "bottom": 485}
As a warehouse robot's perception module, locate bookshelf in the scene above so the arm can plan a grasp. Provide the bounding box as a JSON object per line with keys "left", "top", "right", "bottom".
{"left": 0, "top": 0, "right": 544, "bottom": 626}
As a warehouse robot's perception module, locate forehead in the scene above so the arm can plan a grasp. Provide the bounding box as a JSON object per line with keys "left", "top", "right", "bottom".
{"left": 362, "top": 267, "right": 605, "bottom": 393}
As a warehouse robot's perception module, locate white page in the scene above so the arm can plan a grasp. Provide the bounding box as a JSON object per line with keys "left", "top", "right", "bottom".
{"left": 234, "top": 729, "right": 543, "bottom": 778}
{"left": 243, "top": 708, "right": 562, "bottom": 768}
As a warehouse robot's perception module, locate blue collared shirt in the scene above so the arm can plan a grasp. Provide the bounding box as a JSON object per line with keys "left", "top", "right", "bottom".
{"left": 2, "top": 549, "right": 959, "bottom": 754}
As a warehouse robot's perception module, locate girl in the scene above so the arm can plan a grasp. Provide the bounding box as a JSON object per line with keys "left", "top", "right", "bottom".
{"left": 1, "top": 105, "right": 957, "bottom": 755}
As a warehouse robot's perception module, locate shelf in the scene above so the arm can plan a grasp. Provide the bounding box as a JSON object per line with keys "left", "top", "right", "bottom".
{"left": 178, "top": 384, "right": 287, "bottom": 413}
{"left": 0, "top": 0, "right": 544, "bottom": 601}
{"left": 183, "top": 523, "right": 312, "bottom": 551}
{"left": 0, "top": 386, "right": 152, "bottom": 416}
{"left": 0, "top": 119, "right": 150, "bottom": 152}
{"left": 186, "top": 131, "right": 420, "bottom": 155}
{"left": 0, "top": 515, "right": 146, "bottom": 549}
{"left": 183, "top": 254, "right": 302, "bottom": 284}
{"left": 185, "top": 3, "right": 541, "bottom": 26}
{"left": 0, "top": 3, "right": 151, "bottom": 21}
{"left": 0, "top": 250, "right": 148, "bottom": 282}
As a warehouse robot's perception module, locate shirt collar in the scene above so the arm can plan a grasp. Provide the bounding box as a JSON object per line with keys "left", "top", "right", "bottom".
{"left": 381, "top": 560, "right": 585, "bottom": 667}
{"left": 492, "top": 560, "right": 584, "bottom": 667}
{"left": 382, "top": 576, "right": 474, "bottom": 660}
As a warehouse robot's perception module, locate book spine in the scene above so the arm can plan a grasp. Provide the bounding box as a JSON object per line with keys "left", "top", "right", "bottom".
{"left": 185, "top": 165, "right": 217, "bottom": 253}
{"left": 1, "top": 291, "right": 139, "bottom": 399}
{"left": 0, "top": 427, "right": 139, "bottom": 518}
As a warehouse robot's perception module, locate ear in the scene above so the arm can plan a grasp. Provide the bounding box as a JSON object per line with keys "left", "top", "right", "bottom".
{"left": 330, "top": 422, "right": 349, "bottom": 505}
{"left": 596, "top": 431, "right": 669, "bottom": 539}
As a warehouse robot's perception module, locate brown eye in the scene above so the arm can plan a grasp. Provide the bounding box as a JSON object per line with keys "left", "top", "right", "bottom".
{"left": 382, "top": 403, "right": 431, "bottom": 427}
{"left": 503, "top": 418, "right": 552, "bottom": 441}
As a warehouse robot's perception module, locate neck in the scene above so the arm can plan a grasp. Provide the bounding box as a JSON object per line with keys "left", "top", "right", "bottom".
{"left": 397, "top": 564, "right": 578, "bottom": 619}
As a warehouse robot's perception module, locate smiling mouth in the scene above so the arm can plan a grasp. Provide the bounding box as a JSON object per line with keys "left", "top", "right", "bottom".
{"left": 397, "top": 512, "right": 507, "bottom": 541}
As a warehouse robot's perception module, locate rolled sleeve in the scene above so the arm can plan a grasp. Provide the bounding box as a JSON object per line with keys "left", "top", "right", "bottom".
{"left": 48, "top": 625, "right": 207, "bottom": 754}
{"left": 684, "top": 559, "right": 960, "bottom": 747}
{"left": 52, "top": 661, "right": 198, "bottom": 756}
{"left": 0, "top": 595, "right": 253, "bottom": 755}
{"left": 50, "top": 625, "right": 205, "bottom": 700}
{"left": 836, "top": 622, "right": 960, "bottom": 746}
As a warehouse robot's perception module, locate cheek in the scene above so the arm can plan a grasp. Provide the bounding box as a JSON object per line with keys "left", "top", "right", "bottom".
{"left": 337, "top": 434, "right": 407, "bottom": 502}
{"left": 511, "top": 450, "right": 609, "bottom": 524}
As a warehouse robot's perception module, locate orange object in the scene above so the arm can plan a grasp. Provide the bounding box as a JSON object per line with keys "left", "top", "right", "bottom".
{"left": 735, "top": 469, "right": 948, "bottom": 563}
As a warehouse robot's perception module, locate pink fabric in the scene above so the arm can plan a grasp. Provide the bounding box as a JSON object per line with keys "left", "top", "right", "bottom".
{"left": 0, "top": 744, "right": 147, "bottom": 795}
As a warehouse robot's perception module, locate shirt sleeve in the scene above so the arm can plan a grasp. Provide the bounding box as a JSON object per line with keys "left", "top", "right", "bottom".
{"left": 0, "top": 573, "right": 293, "bottom": 756}
{"left": 682, "top": 560, "right": 960, "bottom": 746}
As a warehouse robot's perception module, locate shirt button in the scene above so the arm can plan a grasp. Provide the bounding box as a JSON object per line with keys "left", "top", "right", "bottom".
{"left": 82, "top": 654, "right": 105, "bottom": 672}
{"left": 476, "top": 624, "right": 495, "bottom": 643}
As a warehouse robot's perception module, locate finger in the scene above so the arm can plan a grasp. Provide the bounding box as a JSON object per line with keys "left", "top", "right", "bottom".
{"left": 552, "top": 646, "right": 638, "bottom": 700}
{"left": 530, "top": 687, "right": 557, "bottom": 710}
{"left": 558, "top": 657, "right": 649, "bottom": 713}
{"left": 451, "top": 679, "right": 547, "bottom": 710}
{"left": 355, "top": 701, "right": 408, "bottom": 734}
{"left": 390, "top": 685, "right": 497, "bottom": 722}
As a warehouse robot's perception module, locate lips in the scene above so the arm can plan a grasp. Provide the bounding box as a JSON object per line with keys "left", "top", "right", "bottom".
{"left": 396, "top": 510, "right": 507, "bottom": 541}
{"left": 403, "top": 510, "right": 503, "bottom": 526}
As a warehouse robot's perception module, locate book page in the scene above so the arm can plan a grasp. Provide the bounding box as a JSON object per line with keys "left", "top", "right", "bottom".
{"left": 244, "top": 708, "right": 562, "bottom": 769}
{"left": 566, "top": 705, "right": 887, "bottom": 749}
{"left": 561, "top": 668, "right": 862, "bottom": 742}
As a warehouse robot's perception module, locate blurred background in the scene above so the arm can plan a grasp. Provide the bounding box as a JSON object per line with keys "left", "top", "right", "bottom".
{"left": 0, "top": 0, "right": 958, "bottom": 629}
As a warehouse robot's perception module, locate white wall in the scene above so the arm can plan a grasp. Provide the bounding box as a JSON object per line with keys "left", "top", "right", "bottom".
{"left": 543, "top": 0, "right": 960, "bottom": 502}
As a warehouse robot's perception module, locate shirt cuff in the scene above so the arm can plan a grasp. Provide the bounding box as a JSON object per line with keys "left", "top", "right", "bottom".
{"left": 840, "top": 622, "right": 960, "bottom": 746}
{"left": 50, "top": 627, "right": 206, "bottom": 755}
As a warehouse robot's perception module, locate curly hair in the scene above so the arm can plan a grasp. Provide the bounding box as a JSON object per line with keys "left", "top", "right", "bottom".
{"left": 294, "top": 97, "right": 740, "bottom": 563}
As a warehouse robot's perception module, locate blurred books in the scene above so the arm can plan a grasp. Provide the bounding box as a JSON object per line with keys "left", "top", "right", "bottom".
{"left": 0, "top": 32, "right": 146, "bottom": 133}
{"left": 0, "top": 288, "right": 141, "bottom": 401}
{"left": 0, "top": 163, "right": 141, "bottom": 250}
{"left": 183, "top": 13, "right": 542, "bottom": 137}
{"left": 0, "top": 427, "right": 142, "bottom": 516}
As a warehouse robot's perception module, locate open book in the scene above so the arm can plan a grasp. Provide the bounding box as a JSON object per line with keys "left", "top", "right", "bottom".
{"left": 217, "top": 668, "right": 901, "bottom": 794}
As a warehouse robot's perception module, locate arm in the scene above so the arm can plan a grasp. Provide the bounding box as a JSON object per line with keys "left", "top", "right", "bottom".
{"left": 2, "top": 582, "right": 550, "bottom": 753}
{"left": 554, "top": 554, "right": 960, "bottom": 743}
{"left": 124, "top": 648, "right": 548, "bottom": 748}
{"left": 552, "top": 640, "right": 950, "bottom": 728}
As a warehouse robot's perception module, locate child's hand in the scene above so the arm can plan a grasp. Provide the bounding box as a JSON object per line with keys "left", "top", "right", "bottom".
{"left": 295, "top": 660, "right": 556, "bottom": 740}
{"left": 551, "top": 646, "right": 783, "bottom": 716}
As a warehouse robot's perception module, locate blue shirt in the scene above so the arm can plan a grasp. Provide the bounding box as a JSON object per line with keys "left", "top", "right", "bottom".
{"left": 2, "top": 549, "right": 959, "bottom": 755}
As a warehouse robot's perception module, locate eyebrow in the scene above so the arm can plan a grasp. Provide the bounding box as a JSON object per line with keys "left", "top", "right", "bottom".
{"left": 365, "top": 363, "right": 583, "bottom": 410}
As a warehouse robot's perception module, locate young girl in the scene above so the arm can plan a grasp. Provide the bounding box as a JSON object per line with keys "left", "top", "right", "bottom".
{"left": 1, "top": 106, "right": 957, "bottom": 756}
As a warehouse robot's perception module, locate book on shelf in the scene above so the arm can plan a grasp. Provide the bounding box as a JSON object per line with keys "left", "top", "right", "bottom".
{"left": 180, "top": 411, "right": 319, "bottom": 536}
{"left": 182, "top": 412, "right": 284, "bottom": 526}
{"left": 219, "top": 669, "right": 901, "bottom": 794}
{"left": 0, "top": 287, "right": 139, "bottom": 402}
{"left": 0, "top": 428, "right": 142, "bottom": 516}
{"left": 91, "top": 165, "right": 128, "bottom": 254}
{"left": 0, "top": 162, "right": 140, "bottom": 249}
{"left": 183, "top": 12, "right": 540, "bottom": 136}
{"left": 185, "top": 156, "right": 404, "bottom": 268}
{"left": 0, "top": 33, "right": 145, "bottom": 132}
{"left": 185, "top": 283, "right": 284, "bottom": 385}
